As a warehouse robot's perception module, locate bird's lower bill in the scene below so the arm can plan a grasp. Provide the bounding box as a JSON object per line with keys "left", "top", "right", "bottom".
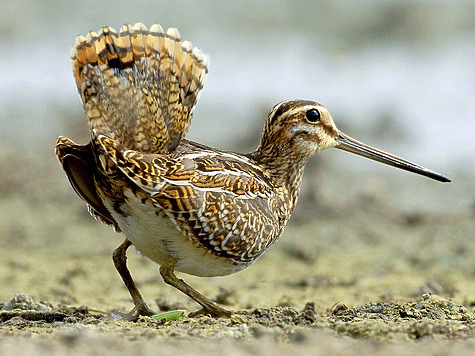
{"left": 335, "top": 132, "right": 451, "bottom": 183}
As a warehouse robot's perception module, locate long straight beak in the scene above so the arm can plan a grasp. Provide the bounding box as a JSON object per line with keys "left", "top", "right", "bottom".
{"left": 336, "top": 132, "right": 451, "bottom": 182}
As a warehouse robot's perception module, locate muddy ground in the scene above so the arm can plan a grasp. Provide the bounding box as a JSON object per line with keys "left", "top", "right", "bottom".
{"left": 0, "top": 146, "right": 473, "bottom": 355}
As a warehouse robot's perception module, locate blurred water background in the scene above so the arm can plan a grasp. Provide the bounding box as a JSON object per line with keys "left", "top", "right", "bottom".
{"left": 0, "top": 0, "right": 473, "bottom": 208}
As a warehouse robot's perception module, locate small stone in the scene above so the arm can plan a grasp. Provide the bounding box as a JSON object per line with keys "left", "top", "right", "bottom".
{"left": 302, "top": 302, "right": 316, "bottom": 323}
{"left": 330, "top": 302, "right": 349, "bottom": 315}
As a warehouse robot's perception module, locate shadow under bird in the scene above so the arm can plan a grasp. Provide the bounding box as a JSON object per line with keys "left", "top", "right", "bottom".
{"left": 56, "top": 23, "right": 451, "bottom": 319}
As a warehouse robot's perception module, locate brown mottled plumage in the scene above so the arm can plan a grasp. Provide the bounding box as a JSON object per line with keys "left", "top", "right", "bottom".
{"left": 56, "top": 23, "right": 450, "bottom": 319}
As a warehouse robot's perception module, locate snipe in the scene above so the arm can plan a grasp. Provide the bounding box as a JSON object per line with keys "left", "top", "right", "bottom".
{"left": 56, "top": 23, "right": 450, "bottom": 319}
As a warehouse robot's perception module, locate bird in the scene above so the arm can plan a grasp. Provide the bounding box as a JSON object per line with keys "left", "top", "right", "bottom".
{"left": 56, "top": 23, "right": 451, "bottom": 319}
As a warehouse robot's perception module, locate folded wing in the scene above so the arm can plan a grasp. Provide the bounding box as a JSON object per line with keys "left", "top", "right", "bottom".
{"left": 95, "top": 134, "right": 282, "bottom": 262}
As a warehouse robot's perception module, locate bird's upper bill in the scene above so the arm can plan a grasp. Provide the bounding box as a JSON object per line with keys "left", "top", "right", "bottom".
{"left": 335, "top": 131, "right": 451, "bottom": 183}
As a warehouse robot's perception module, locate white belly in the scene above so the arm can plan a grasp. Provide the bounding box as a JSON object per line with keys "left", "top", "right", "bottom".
{"left": 106, "top": 191, "right": 249, "bottom": 277}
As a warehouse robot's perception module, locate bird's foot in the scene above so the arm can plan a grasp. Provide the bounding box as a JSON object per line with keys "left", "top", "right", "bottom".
{"left": 188, "top": 305, "right": 232, "bottom": 318}
{"left": 111, "top": 303, "right": 156, "bottom": 321}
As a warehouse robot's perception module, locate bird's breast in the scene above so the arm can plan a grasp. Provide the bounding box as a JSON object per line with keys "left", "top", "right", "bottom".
{"left": 104, "top": 189, "right": 250, "bottom": 277}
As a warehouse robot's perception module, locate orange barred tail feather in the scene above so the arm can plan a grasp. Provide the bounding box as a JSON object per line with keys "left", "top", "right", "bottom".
{"left": 71, "top": 23, "right": 209, "bottom": 154}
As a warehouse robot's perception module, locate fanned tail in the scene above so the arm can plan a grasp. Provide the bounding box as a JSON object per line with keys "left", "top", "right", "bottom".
{"left": 71, "top": 23, "right": 209, "bottom": 154}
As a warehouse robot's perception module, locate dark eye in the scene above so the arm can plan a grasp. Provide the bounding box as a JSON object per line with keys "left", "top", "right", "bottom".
{"left": 305, "top": 109, "right": 320, "bottom": 123}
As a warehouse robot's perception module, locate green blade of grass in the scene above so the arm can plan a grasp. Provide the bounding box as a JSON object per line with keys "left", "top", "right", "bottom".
{"left": 151, "top": 310, "right": 186, "bottom": 321}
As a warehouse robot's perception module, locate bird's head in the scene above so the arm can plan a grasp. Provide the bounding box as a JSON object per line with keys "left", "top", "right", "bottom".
{"left": 257, "top": 99, "right": 450, "bottom": 182}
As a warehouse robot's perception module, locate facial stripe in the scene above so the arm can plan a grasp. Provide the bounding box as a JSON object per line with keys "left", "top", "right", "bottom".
{"left": 269, "top": 101, "right": 323, "bottom": 125}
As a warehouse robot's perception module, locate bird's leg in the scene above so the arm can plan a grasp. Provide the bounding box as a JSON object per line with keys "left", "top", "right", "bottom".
{"left": 112, "top": 239, "right": 155, "bottom": 319}
{"left": 159, "top": 258, "right": 232, "bottom": 318}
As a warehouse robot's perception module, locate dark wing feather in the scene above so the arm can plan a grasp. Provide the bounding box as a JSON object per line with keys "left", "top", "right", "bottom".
{"left": 56, "top": 137, "right": 118, "bottom": 229}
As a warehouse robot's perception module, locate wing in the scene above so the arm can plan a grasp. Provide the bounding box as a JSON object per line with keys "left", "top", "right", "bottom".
{"left": 96, "top": 134, "right": 283, "bottom": 262}
{"left": 55, "top": 136, "right": 119, "bottom": 230}
{"left": 71, "top": 23, "right": 209, "bottom": 154}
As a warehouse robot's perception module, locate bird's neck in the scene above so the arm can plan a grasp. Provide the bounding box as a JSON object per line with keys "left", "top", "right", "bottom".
{"left": 248, "top": 145, "right": 309, "bottom": 214}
